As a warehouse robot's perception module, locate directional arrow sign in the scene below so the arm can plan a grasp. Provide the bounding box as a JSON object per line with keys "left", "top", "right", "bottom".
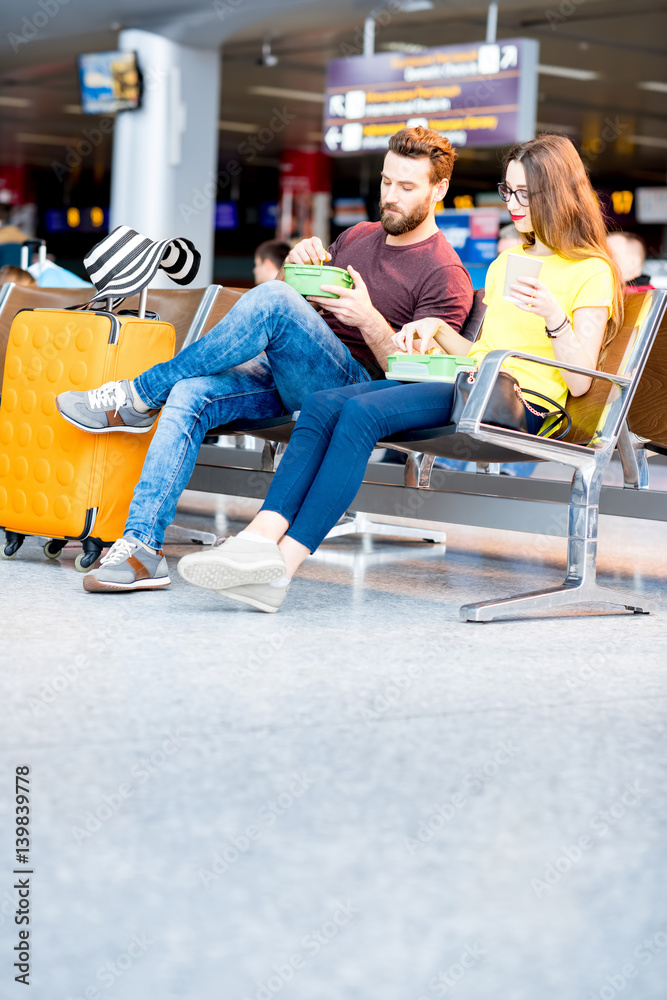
{"left": 500, "top": 45, "right": 518, "bottom": 69}
{"left": 325, "top": 126, "right": 342, "bottom": 151}
{"left": 329, "top": 94, "right": 345, "bottom": 117}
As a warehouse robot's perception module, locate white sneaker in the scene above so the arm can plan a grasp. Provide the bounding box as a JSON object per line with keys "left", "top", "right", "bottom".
{"left": 217, "top": 581, "right": 290, "bottom": 614}
{"left": 177, "top": 534, "right": 285, "bottom": 591}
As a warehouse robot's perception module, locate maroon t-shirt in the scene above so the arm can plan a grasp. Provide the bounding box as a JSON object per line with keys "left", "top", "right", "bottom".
{"left": 322, "top": 221, "right": 473, "bottom": 378}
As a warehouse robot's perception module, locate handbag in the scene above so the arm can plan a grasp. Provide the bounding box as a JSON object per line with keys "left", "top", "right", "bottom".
{"left": 450, "top": 369, "right": 571, "bottom": 440}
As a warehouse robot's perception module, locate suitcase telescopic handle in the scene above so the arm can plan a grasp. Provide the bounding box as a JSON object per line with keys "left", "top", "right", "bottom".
{"left": 20, "top": 239, "right": 46, "bottom": 271}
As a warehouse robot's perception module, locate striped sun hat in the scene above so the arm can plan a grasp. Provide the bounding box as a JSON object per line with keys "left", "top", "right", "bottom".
{"left": 84, "top": 225, "right": 201, "bottom": 299}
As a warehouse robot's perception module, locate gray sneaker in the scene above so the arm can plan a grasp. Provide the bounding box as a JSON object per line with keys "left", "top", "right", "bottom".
{"left": 217, "top": 580, "right": 290, "bottom": 614}
{"left": 56, "top": 379, "right": 160, "bottom": 434}
{"left": 177, "top": 534, "right": 286, "bottom": 591}
{"left": 83, "top": 534, "right": 170, "bottom": 592}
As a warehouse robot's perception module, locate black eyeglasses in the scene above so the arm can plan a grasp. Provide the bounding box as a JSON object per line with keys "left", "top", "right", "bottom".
{"left": 497, "top": 182, "right": 532, "bottom": 208}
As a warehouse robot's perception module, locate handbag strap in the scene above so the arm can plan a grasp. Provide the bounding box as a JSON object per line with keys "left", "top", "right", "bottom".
{"left": 514, "top": 385, "right": 572, "bottom": 440}
{"left": 465, "top": 369, "right": 571, "bottom": 441}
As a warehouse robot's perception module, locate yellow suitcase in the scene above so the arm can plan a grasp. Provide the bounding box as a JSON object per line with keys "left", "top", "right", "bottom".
{"left": 0, "top": 306, "right": 175, "bottom": 567}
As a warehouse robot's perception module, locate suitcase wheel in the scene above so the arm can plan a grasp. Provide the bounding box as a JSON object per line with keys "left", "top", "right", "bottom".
{"left": 2, "top": 532, "right": 25, "bottom": 559}
{"left": 44, "top": 539, "right": 68, "bottom": 560}
{"left": 75, "top": 537, "right": 104, "bottom": 572}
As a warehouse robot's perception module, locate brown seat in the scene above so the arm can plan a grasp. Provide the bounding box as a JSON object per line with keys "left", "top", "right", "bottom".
{"left": 627, "top": 301, "right": 667, "bottom": 447}
{"left": 118, "top": 286, "right": 225, "bottom": 353}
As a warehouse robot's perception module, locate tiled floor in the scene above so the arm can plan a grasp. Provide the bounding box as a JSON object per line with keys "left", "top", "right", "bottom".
{"left": 2, "top": 486, "right": 667, "bottom": 1000}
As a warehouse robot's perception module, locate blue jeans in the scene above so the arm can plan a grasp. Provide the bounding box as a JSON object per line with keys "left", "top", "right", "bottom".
{"left": 124, "top": 281, "right": 371, "bottom": 548}
{"left": 261, "top": 379, "right": 545, "bottom": 553}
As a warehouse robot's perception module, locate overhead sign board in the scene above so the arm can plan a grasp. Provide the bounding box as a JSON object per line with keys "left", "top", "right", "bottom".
{"left": 323, "top": 38, "right": 539, "bottom": 155}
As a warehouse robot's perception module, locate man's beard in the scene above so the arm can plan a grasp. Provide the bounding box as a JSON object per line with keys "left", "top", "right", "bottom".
{"left": 379, "top": 195, "right": 431, "bottom": 235}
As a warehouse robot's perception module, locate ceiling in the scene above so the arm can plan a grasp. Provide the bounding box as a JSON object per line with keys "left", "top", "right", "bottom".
{"left": 0, "top": 0, "right": 666, "bottom": 191}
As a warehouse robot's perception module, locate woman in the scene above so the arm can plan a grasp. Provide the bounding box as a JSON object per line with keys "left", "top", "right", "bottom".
{"left": 178, "top": 133, "right": 623, "bottom": 613}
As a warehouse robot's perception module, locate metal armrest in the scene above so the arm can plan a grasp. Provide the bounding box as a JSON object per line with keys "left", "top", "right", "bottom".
{"left": 457, "top": 349, "right": 630, "bottom": 438}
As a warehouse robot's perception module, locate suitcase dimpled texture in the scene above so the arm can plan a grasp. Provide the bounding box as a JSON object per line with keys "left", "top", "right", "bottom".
{"left": 0, "top": 308, "right": 175, "bottom": 545}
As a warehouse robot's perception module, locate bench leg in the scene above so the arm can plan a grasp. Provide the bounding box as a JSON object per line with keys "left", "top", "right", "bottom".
{"left": 460, "top": 464, "right": 655, "bottom": 622}
{"left": 324, "top": 511, "right": 446, "bottom": 544}
{"left": 164, "top": 524, "right": 218, "bottom": 545}
{"left": 617, "top": 422, "right": 650, "bottom": 489}
{"left": 164, "top": 524, "right": 218, "bottom": 546}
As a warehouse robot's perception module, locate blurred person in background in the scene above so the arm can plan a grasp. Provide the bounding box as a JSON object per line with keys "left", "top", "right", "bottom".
{"left": 0, "top": 204, "right": 30, "bottom": 245}
{"left": 496, "top": 222, "right": 521, "bottom": 255}
{"left": 607, "top": 231, "right": 653, "bottom": 292}
{"left": 0, "top": 265, "right": 37, "bottom": 287}
{"left": 253, "top": 240, "right": 291, "bottom": 284}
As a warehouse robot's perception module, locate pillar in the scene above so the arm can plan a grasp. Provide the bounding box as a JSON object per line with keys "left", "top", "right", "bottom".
{"left": 110, "top": 30, "right": 220, "bottom": 286}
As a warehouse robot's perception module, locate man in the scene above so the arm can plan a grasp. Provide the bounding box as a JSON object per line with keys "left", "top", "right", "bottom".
{"left": 253, "top": 239, "right": 291, "bottom": 284}
{"left": 56, "top": 126, "right": 473, "bottom": 592}
{"left": 607, "top": 231, "right": 653, "bottom": 292}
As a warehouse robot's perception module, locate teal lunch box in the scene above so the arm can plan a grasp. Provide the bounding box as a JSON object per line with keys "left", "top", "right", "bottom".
{"left": 387, "top": 353, "right": 476, "bottom": 381}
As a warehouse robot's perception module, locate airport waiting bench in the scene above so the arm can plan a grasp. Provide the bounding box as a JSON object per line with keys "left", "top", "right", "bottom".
{"left": 188, "top": 287, "right": 667, "bottom": 622}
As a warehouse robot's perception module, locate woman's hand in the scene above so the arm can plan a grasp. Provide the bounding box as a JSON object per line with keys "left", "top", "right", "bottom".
{"left": 392, "top": 317, "right": 474, "bottom": 358}
{"left": 392, "top": 317, "right": 443, "bottom": 355}
{"left": 509, "top": 276, "right": 565, "bottom": 329}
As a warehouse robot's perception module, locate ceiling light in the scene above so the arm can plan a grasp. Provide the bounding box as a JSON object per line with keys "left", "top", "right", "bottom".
{"left": 629, "top": 135, "right": 667, "bottom": 149}
{"left": 218, "top": 120, "right": 259, "bottom": 133}
{"left": 395, "top": 0, "right": 434, "bottom": 10}
{"left": 382, "top": 42, "right": 428, "bottom": 53}
{"left": 538, "top": 64, "right": 600, "bottom": 81}
{"left": 637, "top": 81, "right": 667, "bottom": 94}
{"left": 248, "top": 86, "right": 324, "bottom": 103}
{"left": 0, "top": 96, "right": 31, "bottom": 108}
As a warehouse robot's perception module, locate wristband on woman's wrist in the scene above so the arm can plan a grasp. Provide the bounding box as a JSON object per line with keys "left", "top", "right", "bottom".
{"left": 545, "top": 313, "right": 570, "bottom": 338}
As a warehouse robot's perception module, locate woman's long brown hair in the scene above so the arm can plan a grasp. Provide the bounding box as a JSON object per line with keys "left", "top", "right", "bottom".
{"left": 503, "top": 133, "right": 624, "bottom": 359}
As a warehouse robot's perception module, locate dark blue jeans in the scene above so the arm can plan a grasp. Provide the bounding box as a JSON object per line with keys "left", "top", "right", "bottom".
{"left": 124, "top": 281, "right": 371, "bottom": 548}
{"left": 261, "top": 379, "right": 545, "bottom": 553}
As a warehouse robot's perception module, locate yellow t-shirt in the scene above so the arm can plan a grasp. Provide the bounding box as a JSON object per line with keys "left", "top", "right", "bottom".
{"left": 468, "top": 246, "right": 614, "bottom": 408}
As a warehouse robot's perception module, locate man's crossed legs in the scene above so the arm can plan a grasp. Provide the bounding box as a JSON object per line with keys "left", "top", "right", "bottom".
{"left": 55, "top": 281, "right": 372, "bottom": 591}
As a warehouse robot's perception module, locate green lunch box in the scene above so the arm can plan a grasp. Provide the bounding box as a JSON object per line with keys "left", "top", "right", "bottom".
{"left": 283, "top": 263, "right": 354, "bottom": 299}
{"left": 387, "top": 353, "right": 476, "bottom": 381}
